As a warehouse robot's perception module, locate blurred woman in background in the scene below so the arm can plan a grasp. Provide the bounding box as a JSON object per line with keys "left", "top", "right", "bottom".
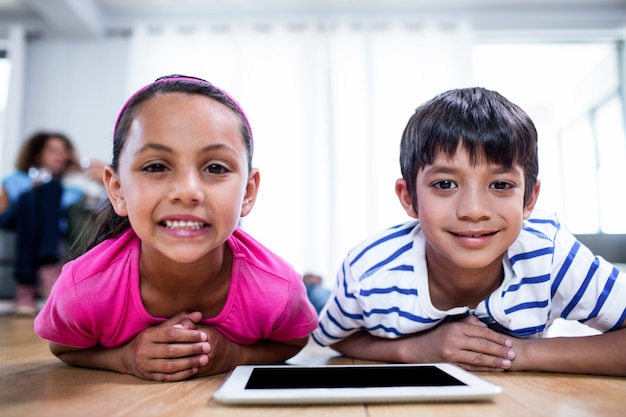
{"left": 0, "top": 131, "right": 87, "bottom": 315}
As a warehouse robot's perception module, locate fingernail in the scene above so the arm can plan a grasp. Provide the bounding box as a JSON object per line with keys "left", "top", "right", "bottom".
{"left": 173, "top": 324, "right": 184, "bottom": 329}
{"left": 507, "top": 350, "right": 516, "bottom": 359}
{"left": 501, "top": 359, "right": 512, "bottom": 368}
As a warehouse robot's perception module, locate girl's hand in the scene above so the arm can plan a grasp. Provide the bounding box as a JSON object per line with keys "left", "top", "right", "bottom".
{"left": 193, "top": 326, "right": 240, "bottom": 376}
{"left": 171, "top": 310, "right": 202, "bottom": 331}
{"left": 122, "top": 311, "right": 210, "bottom": 381}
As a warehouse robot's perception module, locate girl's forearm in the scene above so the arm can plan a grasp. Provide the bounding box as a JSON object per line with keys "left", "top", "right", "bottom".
{"left": 195, "top": 337, "right": 308, "bottom": 377}
{"left": 50, "top": 342, "right": 129, "bottom": 374}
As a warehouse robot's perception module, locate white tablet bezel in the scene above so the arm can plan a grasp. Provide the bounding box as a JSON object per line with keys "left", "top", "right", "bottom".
{"left": 213, "top": 363, "right": 503, "bottom": 405}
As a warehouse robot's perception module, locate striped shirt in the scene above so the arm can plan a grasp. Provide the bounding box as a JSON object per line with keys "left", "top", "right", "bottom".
{"left": 312, "top": 210, "right": 626, "bottom": 346}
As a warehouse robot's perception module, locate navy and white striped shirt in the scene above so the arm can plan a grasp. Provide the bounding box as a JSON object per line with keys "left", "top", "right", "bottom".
{"left": 312, "top": 210, "right": 626, "bottom": 346}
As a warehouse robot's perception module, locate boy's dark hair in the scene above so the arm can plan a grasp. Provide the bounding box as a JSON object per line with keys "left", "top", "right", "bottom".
{"left": 399, "top": 87, "right": 539, "bottom": 211}
{"left": 68, "top": 75, "right": 253, "bottom": 259}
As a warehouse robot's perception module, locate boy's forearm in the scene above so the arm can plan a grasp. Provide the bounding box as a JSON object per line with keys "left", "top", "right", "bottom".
{"left": 512, "top": 328, "right": 626, "bottom": 376}
{"left": 331, "top": 331, "right": 411, "bottom": 363}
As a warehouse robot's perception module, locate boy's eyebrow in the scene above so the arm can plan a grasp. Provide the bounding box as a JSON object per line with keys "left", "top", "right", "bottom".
{"left": 492, "top": 166, "right": 522, "bottom": 175}
{"left": 421, "top": 164, "right": 459, "bottom": 175}
{"left": 423, "top": 165, "right": 457, "bottom": 174}
{"left": 423, "top": 163, "right": 522, "bottom": 176}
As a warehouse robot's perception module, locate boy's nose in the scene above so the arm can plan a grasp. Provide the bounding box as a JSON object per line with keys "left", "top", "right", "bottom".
{"left": 456, "top": 188, "right": 491, "bottom": 221}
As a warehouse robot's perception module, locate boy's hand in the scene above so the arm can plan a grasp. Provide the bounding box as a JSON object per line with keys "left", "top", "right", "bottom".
{"left": 418, "top": 315, "right": 516, "bottom": 372}
{"left": 122, "top": 311, "right": 210, "bottom": 382}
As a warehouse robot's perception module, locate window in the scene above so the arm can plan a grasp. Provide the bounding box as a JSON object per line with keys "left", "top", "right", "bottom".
{"left": 473, "top": 42, "right": 625, "bottom": 233}
{"left": 0, "top": 49, "right": 11, "bottom": 168}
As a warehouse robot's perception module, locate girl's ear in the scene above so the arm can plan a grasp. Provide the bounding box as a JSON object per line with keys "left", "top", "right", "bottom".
{"left": 240, "top": 168, "right": 260, "bottom": 218}
{"left": 395, "top": 178, "right": 418, "bottom": 219}
{"left": 103, "top": 165, "right": 128, "bottom": 217}
{"left": 522, "top": 180, "right": 541, "bottom": 220}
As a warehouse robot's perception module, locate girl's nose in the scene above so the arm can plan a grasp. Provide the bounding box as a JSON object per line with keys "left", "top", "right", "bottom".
{"left": 169, "top": 170, "right": 205, "bottom": 204}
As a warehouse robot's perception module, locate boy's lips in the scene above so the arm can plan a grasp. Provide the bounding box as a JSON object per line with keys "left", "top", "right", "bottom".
{"left": 450, "top": 230, "right": 497, "bottom": 238}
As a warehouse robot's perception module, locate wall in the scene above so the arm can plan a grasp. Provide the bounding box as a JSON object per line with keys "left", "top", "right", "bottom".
{"left": 17, "top": 35, "right": 129, "bottom": 169}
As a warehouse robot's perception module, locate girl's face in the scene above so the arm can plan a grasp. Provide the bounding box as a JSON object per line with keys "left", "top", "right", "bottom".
{"left": 39, "top": 136, "right": 70, "bottom": 175}
{"left": 397, "top": 144, "right": 539, "bottom": 272}
{"left": 104, "top": 93, "right": 259, "bottom": 265}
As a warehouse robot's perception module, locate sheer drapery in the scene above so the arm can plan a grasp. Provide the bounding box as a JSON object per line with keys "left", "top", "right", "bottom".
{"left": 126, "top": 20, "right": 473, "bottom": 282}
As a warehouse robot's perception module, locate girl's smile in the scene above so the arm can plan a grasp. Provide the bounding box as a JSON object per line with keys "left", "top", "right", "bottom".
{"left": 159, "top": 214, "right": 210, "bottom": 239}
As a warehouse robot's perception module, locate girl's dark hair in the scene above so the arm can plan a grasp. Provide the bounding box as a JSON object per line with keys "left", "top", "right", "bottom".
{"left": 399, "top": 87, "right": 539, "bottom": 211}
{"left": 15, "top": 131, "right": 78, "bottom": 175}
{"left": 69, "top": 75, "right": 253, "bottom": 259}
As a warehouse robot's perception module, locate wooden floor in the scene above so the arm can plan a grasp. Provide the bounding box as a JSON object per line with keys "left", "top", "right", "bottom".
{"left": 3, "top": 315, "right": 626, "bottom": 417}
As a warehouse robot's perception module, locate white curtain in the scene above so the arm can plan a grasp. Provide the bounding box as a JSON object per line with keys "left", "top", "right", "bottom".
{"left": 126, "top": 19, "right": 474, "bottom": 283}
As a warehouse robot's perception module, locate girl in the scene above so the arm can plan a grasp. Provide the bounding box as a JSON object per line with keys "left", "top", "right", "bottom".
{"left": 35, "top": 75, "right": 318, "bottom": 381}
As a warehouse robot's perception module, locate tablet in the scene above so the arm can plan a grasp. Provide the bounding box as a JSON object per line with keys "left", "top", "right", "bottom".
{"left": 213, "top": 363, "right": 503, "bottom": 405}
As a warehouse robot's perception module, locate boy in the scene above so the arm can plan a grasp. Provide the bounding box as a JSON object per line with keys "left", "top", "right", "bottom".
{"left": 312, "top": 87, "right": 626, "bottom": 375}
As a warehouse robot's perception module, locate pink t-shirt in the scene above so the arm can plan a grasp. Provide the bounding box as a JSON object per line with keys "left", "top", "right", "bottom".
{"left": 34, "top": 227, "right": 318, "bottom": 348}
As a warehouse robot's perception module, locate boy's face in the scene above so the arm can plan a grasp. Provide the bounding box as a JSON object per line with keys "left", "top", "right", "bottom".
{"left": 396, "top": 144, "right": 540, "bottom": 270}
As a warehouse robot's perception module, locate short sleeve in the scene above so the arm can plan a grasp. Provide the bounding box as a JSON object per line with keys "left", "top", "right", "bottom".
{"left": 268, "top": 277, "right": 318, "bottom": 341}
{"left": 34, "top": 263, "right": 99, "bottom": 348}
{"left": 313, "top": 259, "right": 365, "bottom": 346}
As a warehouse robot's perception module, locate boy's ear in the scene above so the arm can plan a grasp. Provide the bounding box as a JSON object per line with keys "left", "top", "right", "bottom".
{"left": 103, "top": 165, "right": 128, "bottom": 217}
{"left": 395, "top": 178, "right": 418, "bottom": 219}
{"left": 240, "top": 168, "right": 260, "bottom": 218}
{"left": 522, "top": 180, "right": 541, "bottom": 219}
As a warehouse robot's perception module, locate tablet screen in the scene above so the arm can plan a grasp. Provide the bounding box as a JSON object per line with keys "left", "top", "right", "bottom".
{"left": 214, "top": 364, "right": 503, "bottom": 405}
{"left": 245, "top": 365, "right": 465, "bottom": 389}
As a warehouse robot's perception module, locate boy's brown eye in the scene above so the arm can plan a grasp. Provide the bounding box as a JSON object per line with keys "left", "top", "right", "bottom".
{"left": 491, "top": 181, "right": 511, "bottom": 190}
{"left": 434, "top": 180, "right": 455, "bottom": 189}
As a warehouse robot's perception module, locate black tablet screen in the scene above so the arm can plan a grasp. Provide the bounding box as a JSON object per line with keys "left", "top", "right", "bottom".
{"left": 245, "top": 366, "right": 466, "bottom": 389}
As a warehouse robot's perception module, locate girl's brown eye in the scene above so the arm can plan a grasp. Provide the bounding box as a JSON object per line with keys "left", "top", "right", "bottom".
{"left": 144, "top": 163, "right": 167, "bottom": 172}
{"left": 206, "top": 164, "right": 228, "bottom": 174}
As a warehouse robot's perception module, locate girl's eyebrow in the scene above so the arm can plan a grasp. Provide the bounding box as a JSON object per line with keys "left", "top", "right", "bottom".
{"left": 134, "top": 142, "right": 238, "bottom": 155}
{"left": 134, "top": 143, "right": 171, "bottom": 155}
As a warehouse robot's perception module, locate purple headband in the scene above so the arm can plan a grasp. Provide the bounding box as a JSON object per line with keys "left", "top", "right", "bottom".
{"left": 114, "top": 76, "right": 253, "bottom": 144}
